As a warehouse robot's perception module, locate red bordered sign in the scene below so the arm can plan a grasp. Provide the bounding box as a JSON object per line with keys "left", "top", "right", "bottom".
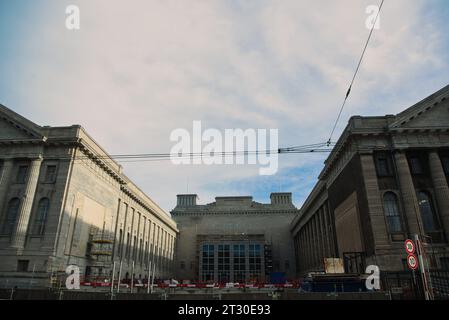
{"left": 405, "top": 239, "right": 415, "bottom": 254}
{"left": 407, "top": 254, "right": 418, "bottom": 270}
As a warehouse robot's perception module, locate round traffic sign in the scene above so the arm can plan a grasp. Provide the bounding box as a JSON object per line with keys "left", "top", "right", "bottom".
{"left": 407, "top": 254, "right": 418, "bottom": 270}
{"left": 405, "top": 239, "right": 415, "bottom": 254}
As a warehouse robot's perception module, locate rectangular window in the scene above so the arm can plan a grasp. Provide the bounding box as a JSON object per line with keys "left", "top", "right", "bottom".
{"left": 201, "top": 244, "right": 215, "bottom": 282}
{"left": 217, "top": 244, "right": 230, "bottom": 283}
{"left": 233, "top": 244, "right": 245, "bottom": 283}
{"left": 17, "top": 165, "right": 29, "bottom": 183}
{"left": 44, "top": 165, "right": 57, "bottom": 183}
{"left": 442, "top": 156, "right": 449, "bottom": 175}
{"left": 17, "top": 260, "right": 29, "bottom": 272}
{"left": 248, "top": 244, "right": 262, "bottom": 282}
{"left": 440, "top": 257, "right": 449, "bottom": 269}
{"left": 126, "top": 232, "right": 130, "bottom": 260}
{"left": 409, "top": 156, "right": 423, "bottom": 175}
{"left": 118, "top": 229, "right": 123, "bottom": 258}
{"left": 375, "top": 153, "right": 392, "bottom": 176}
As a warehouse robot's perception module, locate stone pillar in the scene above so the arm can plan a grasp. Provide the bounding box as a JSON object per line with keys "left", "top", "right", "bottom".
{"left": 359, "top": 154, "right": 390, "bottom": 248}
{"left": 0, "top": 159, "right": 15, "bottom": 214}
{"left": 314, "top": 214, "right": 321, "bottom": 266}
{"left": 304, "top": 223, "right": 311, "bottom": 270}
{"left": 428, "top": 151, "right": 449, "bottom": 237}
{"left": 322, "top": 206, "right": 331, "bottom": 257}
{"left": 317, "top": 208, "right": 326, "bottom": 259}
{"left": 394, "top": 151, "right": 423, "bottom": 236}
{"left": 10, "top": 157, "right": 43, "bottom": 250}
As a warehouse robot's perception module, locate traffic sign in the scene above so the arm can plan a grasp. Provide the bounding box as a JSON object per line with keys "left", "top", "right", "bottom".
{"left": 407, "top": 254, "right": 418, "bottom": 270}
{"left": 405, "top": 239, "right": 415, "bottom": 254}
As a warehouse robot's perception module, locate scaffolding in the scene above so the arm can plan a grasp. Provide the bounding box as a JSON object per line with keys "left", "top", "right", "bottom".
{"left": 86, "top": 231, "right": 114, "bottom": 282}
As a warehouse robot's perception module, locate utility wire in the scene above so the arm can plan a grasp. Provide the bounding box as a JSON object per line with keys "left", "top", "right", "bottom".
{"left": 0, "top": 141, "right": 336, "bottom": 163}
{"left": 327, "top": 0, "right": 385, "bottom": 146}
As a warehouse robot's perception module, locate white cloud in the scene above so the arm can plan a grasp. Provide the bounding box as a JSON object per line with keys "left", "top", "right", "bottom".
{"left": 2, "top": 0, "right": 448, "bottom": 211}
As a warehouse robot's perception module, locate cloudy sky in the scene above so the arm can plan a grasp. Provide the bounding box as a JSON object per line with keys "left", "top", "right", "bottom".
{"left": 0, "top": 0, "right": 448, "bottom": 213}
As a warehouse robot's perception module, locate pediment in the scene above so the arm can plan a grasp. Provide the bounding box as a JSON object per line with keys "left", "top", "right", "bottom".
{"left": 390, "top": 85, "right": 449, "bottom": 130}
{"left": 0, "top": 104, "right": 44, "bottom": 141}
{"left": 392, "top": 99, "right": 449, "bottom": 129}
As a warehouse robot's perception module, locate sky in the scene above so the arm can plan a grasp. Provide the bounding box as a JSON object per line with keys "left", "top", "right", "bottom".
{"left": 0, "top": 0, "right": 448, "bottom": 213}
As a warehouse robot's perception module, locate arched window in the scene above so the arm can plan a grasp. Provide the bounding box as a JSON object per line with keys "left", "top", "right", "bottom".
{"left": 383, "top": 192, "right": 402, "bottom": 232}
{"left": 2, "top": 198, "right": 20, "bottom": 235}
{"left": 32, "top": 198, "right": 49, "bottom": 235}
{"left": 418, "top": 191, "right": 440, "bottom": 232}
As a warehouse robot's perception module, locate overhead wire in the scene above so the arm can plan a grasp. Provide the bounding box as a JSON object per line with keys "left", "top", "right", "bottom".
{"left": 327, "top": 0, "right": 385, "bottom": 146}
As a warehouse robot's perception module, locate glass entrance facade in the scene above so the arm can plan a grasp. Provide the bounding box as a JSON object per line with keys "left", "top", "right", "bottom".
{"left": 199, "top": 242, "right": 264, "bottom": 283}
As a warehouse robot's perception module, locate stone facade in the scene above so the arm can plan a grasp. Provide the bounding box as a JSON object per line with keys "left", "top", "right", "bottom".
{"left": 0, "top": 104, "right": 178, "bottom": 288}
{"left": 171, "top": 193, "right": 297, "bottom": 283}
{"left": 290, "top": 85, "right": 449, "bottom": 275}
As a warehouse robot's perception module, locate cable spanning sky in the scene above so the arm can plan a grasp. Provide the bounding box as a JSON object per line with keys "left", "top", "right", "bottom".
{"left": 0, "top": 0, "right": 448, "bottom": 212}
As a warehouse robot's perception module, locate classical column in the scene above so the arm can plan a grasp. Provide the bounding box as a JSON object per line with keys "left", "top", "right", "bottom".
{"left": 428, "top": 151, "right": 449, "bottom": 236}
{"left": 322, "top": 206, "right": 331, "bottom": 257}
{"left": 394, "top": 151, "right": 423, "bottom": 236}
{"left": 0, "top": 159, "right": 15, "bottom": 215}
{"left": 359, "top": 154, "right": 390, "bottom": 247}
{"left": 10, "top": 157, "right": 43, "bottom": 250}
{"left": 304, "top": 223, "right": 311, "bottom": 270}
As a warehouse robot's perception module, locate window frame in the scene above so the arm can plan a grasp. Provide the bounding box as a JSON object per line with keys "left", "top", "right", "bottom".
{"left": 2, "top": 198, "right": 20, "bottom": 235}
{"left": 374, "top": 152, "right": 393, "bottom": 177}
{"left": 408, "top": 155, "right": 424, "bottom": 175}
{"left": 44, "top": 165, "right": 58, "bottom": 183}
{"left": 16, "top": 165, "right": 29, "bottom": 183}
{"left": 417, "top": 191, "right": 441, "bottom": 233}
{"left": 382, "top": 191, "right": 403, "bottom": 234}
{"left": 32, "top": 198, "right": 50, "bottom": 236}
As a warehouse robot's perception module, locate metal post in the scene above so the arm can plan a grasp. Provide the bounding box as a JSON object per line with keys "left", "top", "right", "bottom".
{"left": 110, "top": 261, "right": 116, "bottom": 299}
{"left": 29, "top": 263, "right": 36, "bottom": 289}
{"left": 9, "top": 286, "right": 14, "bottom": 300}
{"left": 151, "top": 261, "right": 155, "bottom": 294}
{"left": 131, "top": 260, "right": 135, "bottom": 293}
{"left": 117, "top": 261, "right": 122, "bottom": 293}
{"left": 147, "top": 262, "right": 151, "bottom": 293}
{"left": 414, "top": 234, "right": 431, "bottom": 300}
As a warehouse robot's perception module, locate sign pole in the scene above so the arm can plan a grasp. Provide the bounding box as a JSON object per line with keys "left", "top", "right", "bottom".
{"left": 117, "top": 261, "right": 122, "bottom": 293}
{"left": 110, "top": 261, "right": 116, "bottom": 299}
{"left": 131, "top": 260, "right": 135, "bottom": 293}
{"left": 414, "top": 234, "right": 431, "bottom": 300}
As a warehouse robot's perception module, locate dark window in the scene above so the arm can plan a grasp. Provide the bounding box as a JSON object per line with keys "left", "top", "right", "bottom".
{"left": 418, "top": 191, "right": 440, "bottom": 232}
{"left": 126, "top": 232, "right": 130, "bottom": 260}
{"left": 409, "top": 157, "right": 423, "bottom": 175}
{"left": 17, "top": 260, "right": 29, "bottom": 272}
{"left": 32, "top": 198, "right": 49, "bottom": 235}
{"left": 375, "top": 153, "right": 392, "bottom": 176}
{"left": 133, "top": 236, "right": 137, "bottom": 260}
{"left": 440, "top": 257, "right": 449, "bottom": 269}
{"left": 180, "top": 261, "right": 185, "bottom": 270}
{"left": 44, "top": 165, "right": 57, "bottom": 183}
{"left": 201, "top": 244, "right": 215, "bottom": 282}
{"left": 217, "top": 244, "right": 230, "bottom": 283}
{"left": 248, "top": 244, "right": 262, "bottom": 282}
{"left": 285, "top": 260, "right": 290, "bottom": 270}
{"left": 118, "top": 229, "right": 123, "bottom": 258}
{"left": 2, "top": 198, "right": 20, "bottom": 235}
{"left": 16, "top": 165, "right": 28, "bottom": 183}
{"left": 383, "top": 192, "right": 403, "bottom": 233}
{"left": 442, "top": 156, "right": 449, "bottom": 175}
{"left": 233, "top": 244, "right": 245, "bottom": 283}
